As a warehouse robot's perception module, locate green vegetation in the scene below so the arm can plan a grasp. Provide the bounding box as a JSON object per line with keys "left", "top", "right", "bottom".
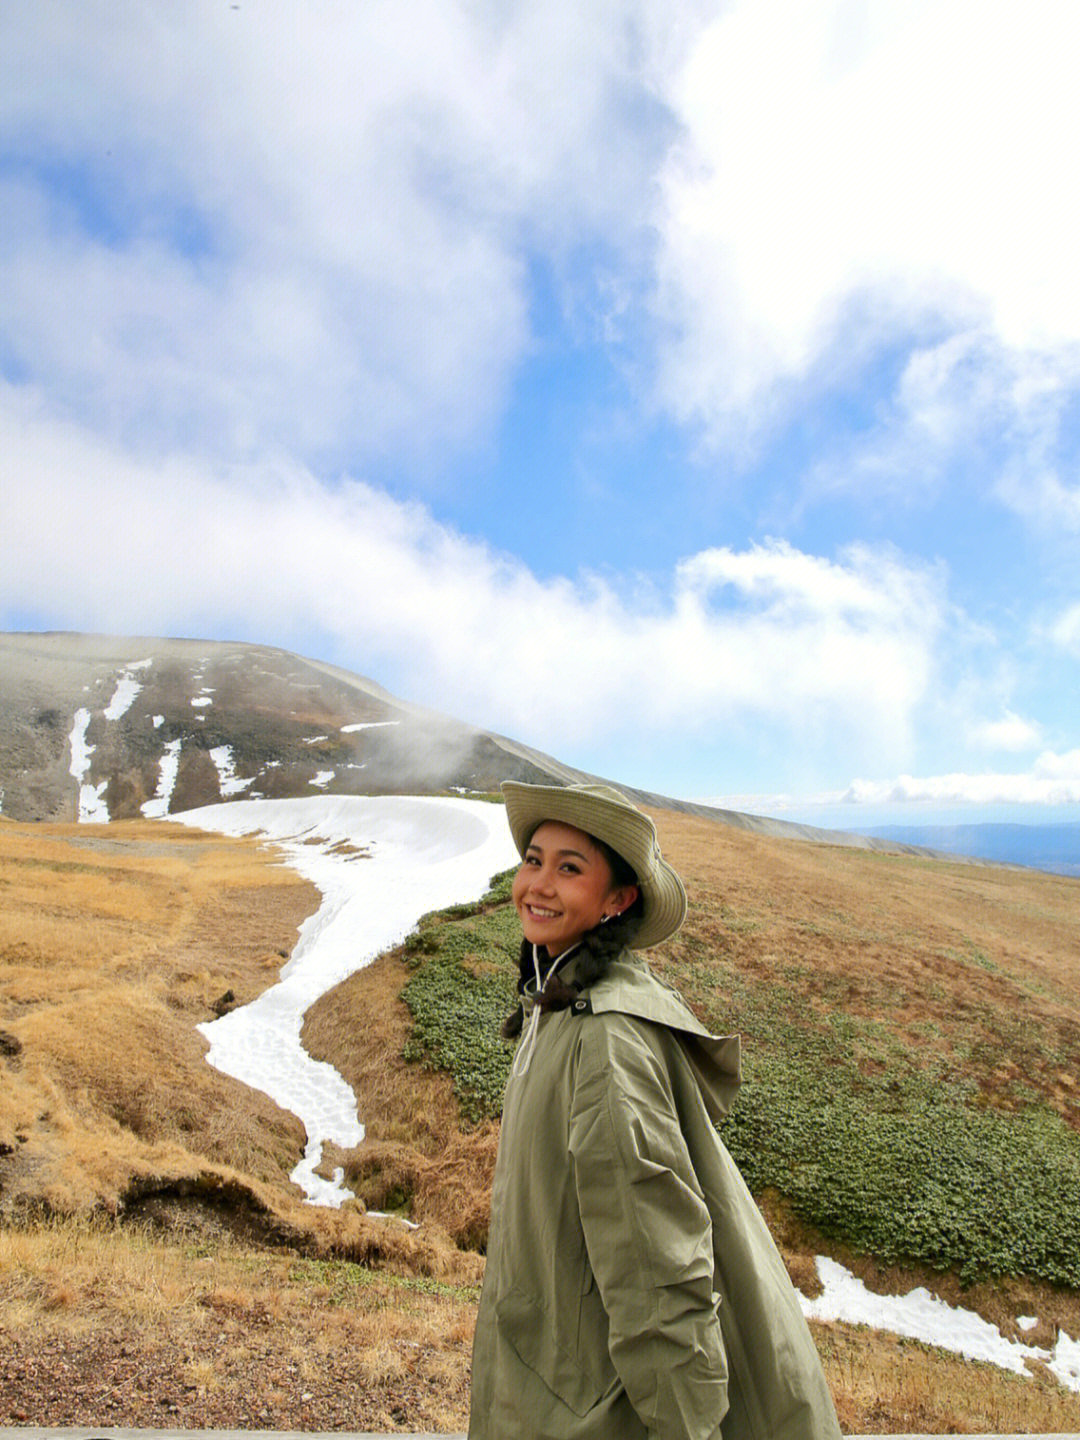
{"left": 401, "top": 870, "right": 520, "bottom": 1123}
{"left": 398, "top": 877, "right": 1080, "bottom": 1288}
{"left": 677, "top": 945, "right": 1080, "bottom": 1288}
{"left": 723, "top": 1054, "right": 1080, "bottom": 1287}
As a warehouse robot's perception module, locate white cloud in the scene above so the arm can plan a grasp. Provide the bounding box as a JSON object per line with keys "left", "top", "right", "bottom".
{"left": 0, "top": 0, "right": 678, "bottom": 468}
{"left": 652, "top": 0, "right": 1080, "bottom": 449}
{"left": 10, "top": 0, "right": 1080, "bottom": 490}
{"left": 966, "top": 711, "right": 1043, "bottom": 754}
{"left": 842, "top": 751, "right": 1080, "bottom": 807}
{"left": 719, "top": 747, "right": 1080, "bottom": 818}
{"left": 1051, "top": 604, "right": 1080, "bottom": 656}
{"left": 1, "top": 387, "right": 946, "bottom": 773}
{"left": 997, "top": 467, "right": 1080, "bottom": 534}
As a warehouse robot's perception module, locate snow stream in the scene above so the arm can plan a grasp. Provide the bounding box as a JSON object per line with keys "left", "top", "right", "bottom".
{"left": 169, "top": 795, "right": 518, "bottom": 1206}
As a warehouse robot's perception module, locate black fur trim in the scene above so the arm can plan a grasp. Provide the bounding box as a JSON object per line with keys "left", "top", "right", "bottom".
{"left": 535, "top": 973, "right": 579, "bottom": 1012}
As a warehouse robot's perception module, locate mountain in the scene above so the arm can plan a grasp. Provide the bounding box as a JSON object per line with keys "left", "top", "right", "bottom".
{"left": 0, "top": 630, "right": 913, "bottom": 856}
{"left": 858, "top": 822, "right": 1080, "bottom": 877}
{"left": 0, "top": 630, "right": 588, "bottom": 824}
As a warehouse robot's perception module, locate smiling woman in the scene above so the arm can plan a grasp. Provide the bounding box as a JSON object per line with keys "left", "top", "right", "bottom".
{"left": 511, "top": 821, "right": 639, "bottom": 960}
{"left": 469, "top": 780, "right": 843, "bottom": 1440}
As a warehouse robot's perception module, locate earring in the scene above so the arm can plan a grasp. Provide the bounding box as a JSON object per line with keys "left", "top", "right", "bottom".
{"left": 600, "top": 912, "right": 615, "bottom": 924}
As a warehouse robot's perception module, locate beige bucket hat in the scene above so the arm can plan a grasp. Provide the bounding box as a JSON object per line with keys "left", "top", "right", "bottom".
{"left": 501, "top": 780, "right": 688, "bottom": 948}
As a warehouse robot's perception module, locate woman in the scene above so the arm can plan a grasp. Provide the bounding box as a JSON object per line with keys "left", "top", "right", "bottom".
{"left": 469, "top": 781, "right": 842, "bottom": 1440}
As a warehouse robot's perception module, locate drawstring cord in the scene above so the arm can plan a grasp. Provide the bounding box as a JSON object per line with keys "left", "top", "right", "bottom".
{"left": 510, "top": 942, "right": 579, "bottom": 1078}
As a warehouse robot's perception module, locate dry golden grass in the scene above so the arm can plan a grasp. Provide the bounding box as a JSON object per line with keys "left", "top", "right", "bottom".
{"left": 0, "top": 818, "right": 319, "bottom": 1208}
{"left": 303, "top": 953, "right": 501, "bottom": 1249}
{"left": 651, "top": 812, "right": 1080, "bottom": 1125}
{"left": 817, "top": 1319, "right": 1080, "bottom": 1434}
{"left": 0, "top": 1213, "right": 478, "bottom": 1430}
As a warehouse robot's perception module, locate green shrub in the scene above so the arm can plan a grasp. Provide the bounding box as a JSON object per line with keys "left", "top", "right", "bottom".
{"left": 723, "top": 1054, "right": 1080, "bottom": 1285}
{"left": 401, "top": 871, "right": 520, "bottom": 1123}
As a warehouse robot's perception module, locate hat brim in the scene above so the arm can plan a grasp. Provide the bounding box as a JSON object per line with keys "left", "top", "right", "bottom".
{"left": 501, "top": 781, "right": 687, "bottom": 948}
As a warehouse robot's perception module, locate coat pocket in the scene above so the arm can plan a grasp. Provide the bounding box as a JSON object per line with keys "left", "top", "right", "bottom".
{"left": 496, "top": 1284, "right": 617, "bottom": 1418}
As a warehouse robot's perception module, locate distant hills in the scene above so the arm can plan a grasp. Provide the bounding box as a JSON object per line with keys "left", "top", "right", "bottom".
{"left": 0, "top": 630, "right": 585, "bottom": 824}
{"left": 1, "top": 630, "right": 837, "bottom": 841}
{"left": 857, "top": 822, "right": 1080, "bottom": 877}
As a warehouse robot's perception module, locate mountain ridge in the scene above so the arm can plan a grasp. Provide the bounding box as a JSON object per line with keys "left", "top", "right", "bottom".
{"left": 856, "top": 821, "right": 1080, "bottom": 876}
{"left": 0, "top": 629, "right": 922, "bottom": 857}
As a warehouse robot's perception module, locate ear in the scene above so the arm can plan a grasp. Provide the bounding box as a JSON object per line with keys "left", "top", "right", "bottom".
{"left": 605, "top": 883, "right": 639, "bottom": 920}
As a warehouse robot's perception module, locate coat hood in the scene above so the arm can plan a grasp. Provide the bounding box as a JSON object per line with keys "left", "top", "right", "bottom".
{"left": 573, "top": 952, "right": 742, "bottom": 1122}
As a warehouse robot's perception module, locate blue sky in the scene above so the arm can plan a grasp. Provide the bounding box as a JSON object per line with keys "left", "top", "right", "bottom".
{"left": 4, "top": 0, "right": 1080, "bottom": 828}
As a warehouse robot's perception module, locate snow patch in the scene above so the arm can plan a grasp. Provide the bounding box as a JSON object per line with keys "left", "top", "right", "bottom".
{"left": 141, "top": 739, "right": 182, "bottom": 818}
{"left": 168, "top": 796, "right": 519, "bottom": 1206}
{"left": 210, "top": 745, "right": 255, "bottom": 797}
{"left": 309, "top": 770, "right": 335, "bottom": 788}
{"left": 102, "top": 659, "right": 153, "bottom": 721}
{"left": 1050, "top": 1329, "right": 1080, "bottom": 1392}
{"left": 191, "top": 696, "right": 213, "bottom": 708}
{"left": 68, "top": 707, "right": 109, "bottom": 823}
{"left": 801, "top": 1255, "right": 1080, "bottom": 1392}
{"left": 341, "top": 720, "right": 400, "bottom": 732}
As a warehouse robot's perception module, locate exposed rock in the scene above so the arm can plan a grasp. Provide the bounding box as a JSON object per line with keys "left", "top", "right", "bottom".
{"left": 211, "top": 990, "right": 236, "bottom": 1017}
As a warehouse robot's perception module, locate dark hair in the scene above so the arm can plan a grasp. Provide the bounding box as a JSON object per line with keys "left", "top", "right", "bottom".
{"left": 501, "top": 826, "right": 643, "bottom": 1037}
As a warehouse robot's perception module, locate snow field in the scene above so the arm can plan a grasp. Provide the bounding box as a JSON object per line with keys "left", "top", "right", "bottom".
{"left": 802, "top": 1255, "right": 1080, "bottom": 1393}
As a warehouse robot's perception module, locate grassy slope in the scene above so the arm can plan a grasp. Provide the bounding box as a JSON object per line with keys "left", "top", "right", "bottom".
{"left": 0, "top": 818, "right": 313, "bottom": 1207}
{"left": 0, "top": 819, "right": 483, "bottom": 1279}
{"left": 308, "top": 807, "right": 1080, "bottom": 1431}
{"left": 3, "top": 808, "right": 1080, "bottom": 1432}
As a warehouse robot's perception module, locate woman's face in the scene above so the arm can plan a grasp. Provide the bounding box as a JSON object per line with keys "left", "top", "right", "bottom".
{"left": 512, "top": 819, "right": 638, "bottom": 958}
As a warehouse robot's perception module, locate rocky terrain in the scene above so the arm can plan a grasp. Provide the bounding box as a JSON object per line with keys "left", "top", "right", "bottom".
{"left": 0, "top": 631, "right": 582, "bottom": 824}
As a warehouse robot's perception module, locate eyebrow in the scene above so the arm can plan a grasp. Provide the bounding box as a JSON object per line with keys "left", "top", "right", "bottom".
{"left": 524, "top": 843, "right": 594, "bottom": 864}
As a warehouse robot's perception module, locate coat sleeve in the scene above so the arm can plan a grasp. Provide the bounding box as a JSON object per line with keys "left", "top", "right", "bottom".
{"left": 568, "top": 1014, "right": 729, "bottom": 1440}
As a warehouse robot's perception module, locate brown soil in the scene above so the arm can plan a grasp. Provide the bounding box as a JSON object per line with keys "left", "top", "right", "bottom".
{"left": 0, "top": 1224, "right": 476, "bottom": 1432}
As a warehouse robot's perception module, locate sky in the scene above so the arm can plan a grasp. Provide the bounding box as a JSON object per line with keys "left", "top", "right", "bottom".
{"left": 4, "top": 0, "right": 1080, "bottom": 828}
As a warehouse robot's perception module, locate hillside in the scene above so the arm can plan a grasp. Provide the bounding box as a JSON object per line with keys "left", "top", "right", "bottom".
{"left": 306, "top": 809, "right": 1080, "bottom": 1285}
{"left": 3, "top": 803, "right": 1080, "bottom": 1431}
{"left": 0, "top": 630, "right": 582, "bottom": 824}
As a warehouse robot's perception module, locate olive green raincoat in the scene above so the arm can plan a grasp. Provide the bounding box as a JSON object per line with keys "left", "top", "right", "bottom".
{"left": 469, "top": 950, "right": 842, "bottom": 1440}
